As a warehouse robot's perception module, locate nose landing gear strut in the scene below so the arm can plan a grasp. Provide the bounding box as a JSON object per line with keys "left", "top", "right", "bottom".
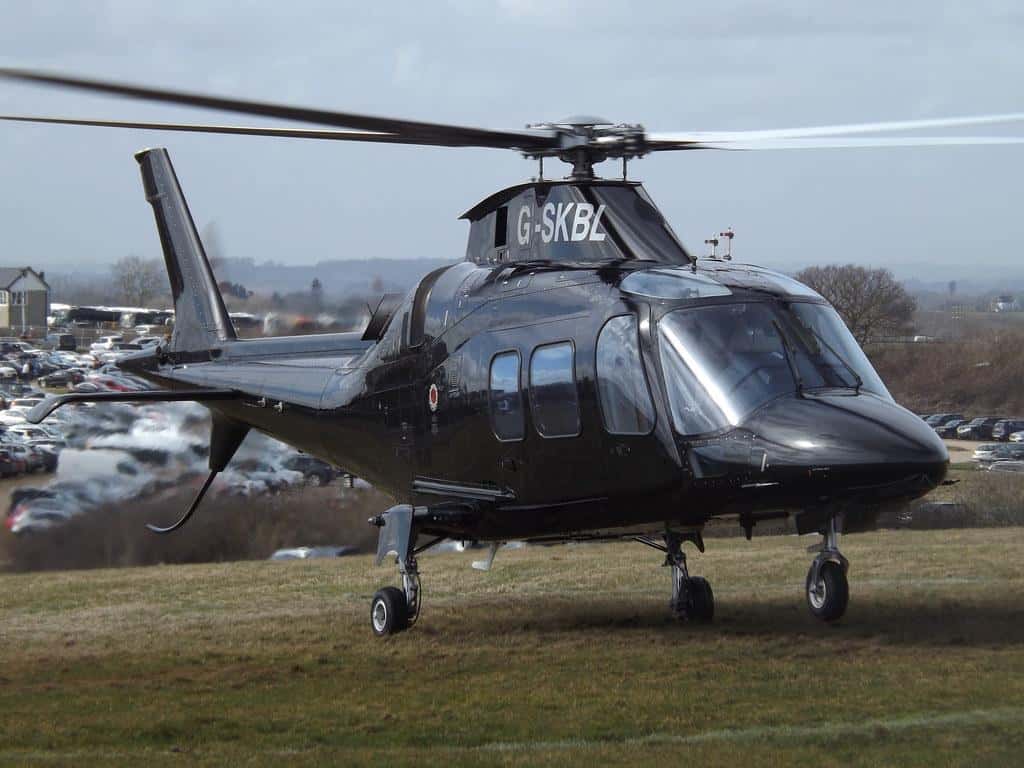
{"left": 805, "top": 513, "right": 849, "bottom": 622}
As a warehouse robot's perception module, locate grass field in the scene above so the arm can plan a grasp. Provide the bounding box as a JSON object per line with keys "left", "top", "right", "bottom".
{"left": 2, "top": 528, "right": 1024, "bottom": 766}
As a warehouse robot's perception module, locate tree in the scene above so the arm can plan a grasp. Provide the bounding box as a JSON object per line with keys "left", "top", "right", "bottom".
{"left": 794, "top": 264, "right": 916, "bottom": 344}
{"left": 111, "top": 255, "right": 165, "bottom": 307}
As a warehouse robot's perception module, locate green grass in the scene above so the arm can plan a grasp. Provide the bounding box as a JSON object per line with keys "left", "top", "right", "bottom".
{"left": 2, "top": 528, "right": 1024, "bottom": 766}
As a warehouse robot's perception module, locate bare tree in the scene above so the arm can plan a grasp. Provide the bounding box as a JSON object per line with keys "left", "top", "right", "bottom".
{"left": 795, "top": 264, "right": 916, "bottom": 344}
{"left": 112, "top": 255, "right": 166, "bottom": 307}
{"left": 201, "top": 221, "right": 225, "bottom": 273}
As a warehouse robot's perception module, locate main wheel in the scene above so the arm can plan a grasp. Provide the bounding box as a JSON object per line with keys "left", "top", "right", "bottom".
{"left": 687, "top": 577, "right": 715, "bottom": 622}
{"left": 370, "top": 587, "right": 409, "bottom": 637}
{"left": 805, "top": 561, "right": 849, "bottom": 622}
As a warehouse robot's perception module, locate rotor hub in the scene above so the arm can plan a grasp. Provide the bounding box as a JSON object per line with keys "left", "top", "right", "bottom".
{"left": 524, "top": 120, "right": 647, "bottom": 180}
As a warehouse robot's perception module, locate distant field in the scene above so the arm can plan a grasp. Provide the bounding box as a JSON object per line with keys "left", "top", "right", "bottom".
{"left": 2, "top": 528, "right": 1023, "bottom": 766}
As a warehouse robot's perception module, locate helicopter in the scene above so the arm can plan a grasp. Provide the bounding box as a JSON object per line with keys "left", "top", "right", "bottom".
{"left": 3, "top": 69, "right": 1022, "bottom": 636}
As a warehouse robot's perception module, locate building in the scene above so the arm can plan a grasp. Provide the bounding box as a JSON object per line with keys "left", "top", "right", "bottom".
{"left": 991, "top": 294, "right": 1019, "bottom": 313}
{"left": 0, "top": 267, "right": 50, "bottom": 334}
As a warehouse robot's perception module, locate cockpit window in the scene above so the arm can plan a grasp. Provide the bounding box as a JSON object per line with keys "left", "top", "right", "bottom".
{"left": 659, "top": 304, "right": 794, "bottom": 434}
{"left": 658, "top": 301, "right": 892, "bottom": 436}
{"left": 781, "top": 303, "right": 892, "bottom": 399}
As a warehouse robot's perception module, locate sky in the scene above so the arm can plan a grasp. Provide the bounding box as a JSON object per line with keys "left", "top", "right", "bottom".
{"left": 1, "top": 1, "right": 1023, "bottom": 285}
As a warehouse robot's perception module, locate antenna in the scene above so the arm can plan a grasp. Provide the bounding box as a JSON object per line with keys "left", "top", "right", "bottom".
{"left": 719, "top": 228, "right": 734, "bottom": 260}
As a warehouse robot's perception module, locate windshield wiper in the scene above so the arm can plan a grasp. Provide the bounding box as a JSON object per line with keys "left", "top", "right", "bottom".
{"left": 792, "top": 317, "right": 864, "bottom": 394}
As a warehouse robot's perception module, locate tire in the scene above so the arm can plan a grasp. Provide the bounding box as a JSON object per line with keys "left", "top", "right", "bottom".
{"left": 371, "top": 587, "right": 409, "bottom": 637}
{"left": 806, "top": 561, "right": 849, "bottom": 622}
{"left": 687, "top": 577, "right": 715, "bottom": 622}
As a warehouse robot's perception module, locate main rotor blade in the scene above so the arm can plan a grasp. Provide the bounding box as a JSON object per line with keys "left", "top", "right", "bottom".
{"left": 0, "top": 114, "right": 446, "bottom": 144}
{"left": 654, "top": 135, "right": 1024, "bottom": 152}
{"left": 0, "top": 68, "right": 558, "bottom": 151}
{"left": 649, "top": 113, "right": 1024, "bottom": 146}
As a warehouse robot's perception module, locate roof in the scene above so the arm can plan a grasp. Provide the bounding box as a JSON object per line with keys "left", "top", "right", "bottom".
{"left": 459, "top": 179, "right": 641, "bottom": 221}
{"left": 0, "top": 267, "right": 49, "bottom": 290}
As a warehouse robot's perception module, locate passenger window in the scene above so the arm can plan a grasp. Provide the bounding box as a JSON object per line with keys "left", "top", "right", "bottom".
{"left": 489, "top": 351, "right": 524, "bottom": 441}
{"left": 597, "top": 315, "right": 655, "bottom": 435}
{"left": 529, "top": 342, "right": 580, "bottom": 438}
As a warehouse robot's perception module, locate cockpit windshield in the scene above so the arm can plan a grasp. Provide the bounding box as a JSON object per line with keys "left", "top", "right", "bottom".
{"left": 658, "top": 301, "right": 891, "bottom": 435}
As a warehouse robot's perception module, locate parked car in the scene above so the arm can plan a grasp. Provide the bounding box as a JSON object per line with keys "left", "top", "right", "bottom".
{"left": 283, "top": 454, "right": 337, "bottom": 486}
{"left": 972, "top": 443, "right": 1001, "bottom": 463}
{"left": 6, "top": 498, "right": 74, "bottom": 535}
{"left": 992, "top": 419, "right": 1024, "bottom": 441}
{"left": 957, "top": 417, "right": 1002, "bottom": 440}
{"left": 25, "top": 441, "right": 60, "bottom": 472}
{"left": 89, "top": 335, "right": 124, "bottom": 353}
{"left": 38, "top": 368, "right": 86, "bottom": 388}
{"left": 270, "top": 546, "right": 357, "bottom": 560}
{"left": 0, "top": 447, "right": 21, "bottom": 477}
{"left": 8, "top": 443, "right": 42, "bottom": 473}
{"left": 989, "top": 461, "right": 1024, "bottom": 473}
{"left": 1010, "top": 431, "right": 1024, "bottom": 443}
{"left": 934, "top": 419, "right": 966, "bottom": 438}
{"left": 974, "top": 443, "right": 1024, "bottom": 468}
{"left": 45, "top": 333, "right": 77, "bottom": 352}
{"left": 925, "top": 413, "right": 964, "bottom": 427}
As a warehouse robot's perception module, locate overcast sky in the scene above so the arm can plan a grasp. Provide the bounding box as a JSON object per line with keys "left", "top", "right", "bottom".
{"left": 1, "top": 1, "right": 1023, "bottom": 283}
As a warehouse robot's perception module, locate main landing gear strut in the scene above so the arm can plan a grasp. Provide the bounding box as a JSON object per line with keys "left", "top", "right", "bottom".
{"left": 636, "top": 531, "right": 714, "bottom": 622}
{"left": 805, "top": 513, "right": 849, "bottom": 622}
{"left": 369, "top": 505, "right": 444, "bottom": 637}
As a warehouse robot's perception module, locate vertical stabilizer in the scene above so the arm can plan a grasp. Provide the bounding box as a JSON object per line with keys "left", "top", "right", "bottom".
{"left": 136, "top": 147, "right": 236, "bottom": 352}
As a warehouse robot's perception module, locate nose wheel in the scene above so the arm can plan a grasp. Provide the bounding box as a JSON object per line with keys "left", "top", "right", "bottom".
{"left": 805, "top": 514, "right": 849, "bottom": 622}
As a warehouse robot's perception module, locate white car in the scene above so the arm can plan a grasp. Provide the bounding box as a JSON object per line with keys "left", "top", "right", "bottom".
{"left": 1010, "top": 431, "right": 1024, "bottom": 443}
{"left": 0, "top": 409, "right": 28, "bottom": 426}
{"left": 972, "top": 444, "right": 1000, "bottom": 462}
{"left": 6, "top": 424, "right": 53, "bottom": 441}
{"left": 989, "top": 460, "right": 1024, "bottom": 473}
{"left": 134, "top": 336, "right": 165, "bottom": 348}
{"left": 89, "top": 335, "right": 124, "bottom": 353}
{"left": 0, "top": 365, "right": 17, "bottom": 379}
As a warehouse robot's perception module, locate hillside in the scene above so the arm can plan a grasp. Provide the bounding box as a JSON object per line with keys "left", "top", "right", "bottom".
{"left": 870, "top": 333, "right": 1024, "bottom": 416}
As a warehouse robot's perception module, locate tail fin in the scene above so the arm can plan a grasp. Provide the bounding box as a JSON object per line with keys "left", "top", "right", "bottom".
{"left": 135, "top": 147, "right": 236, "bottom": 353}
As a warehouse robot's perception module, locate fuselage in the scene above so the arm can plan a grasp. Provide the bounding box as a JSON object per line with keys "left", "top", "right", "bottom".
{"left": 138, "top": 256, "right": 947, "bottom": 542}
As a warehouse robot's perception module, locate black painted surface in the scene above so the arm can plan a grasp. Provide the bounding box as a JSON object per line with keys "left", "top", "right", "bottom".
{"left": 129, "top": 165, "right": 947, "bottom": 543}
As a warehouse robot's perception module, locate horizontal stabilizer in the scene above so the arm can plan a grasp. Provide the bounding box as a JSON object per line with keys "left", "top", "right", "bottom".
{"left": 27, "top": 389, "right": 239, "bottom": 424}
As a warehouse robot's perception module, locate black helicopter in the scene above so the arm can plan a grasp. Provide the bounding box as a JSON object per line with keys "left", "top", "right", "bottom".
{"left": 3, "top": 70, "right": 1022, "bottom": 636}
